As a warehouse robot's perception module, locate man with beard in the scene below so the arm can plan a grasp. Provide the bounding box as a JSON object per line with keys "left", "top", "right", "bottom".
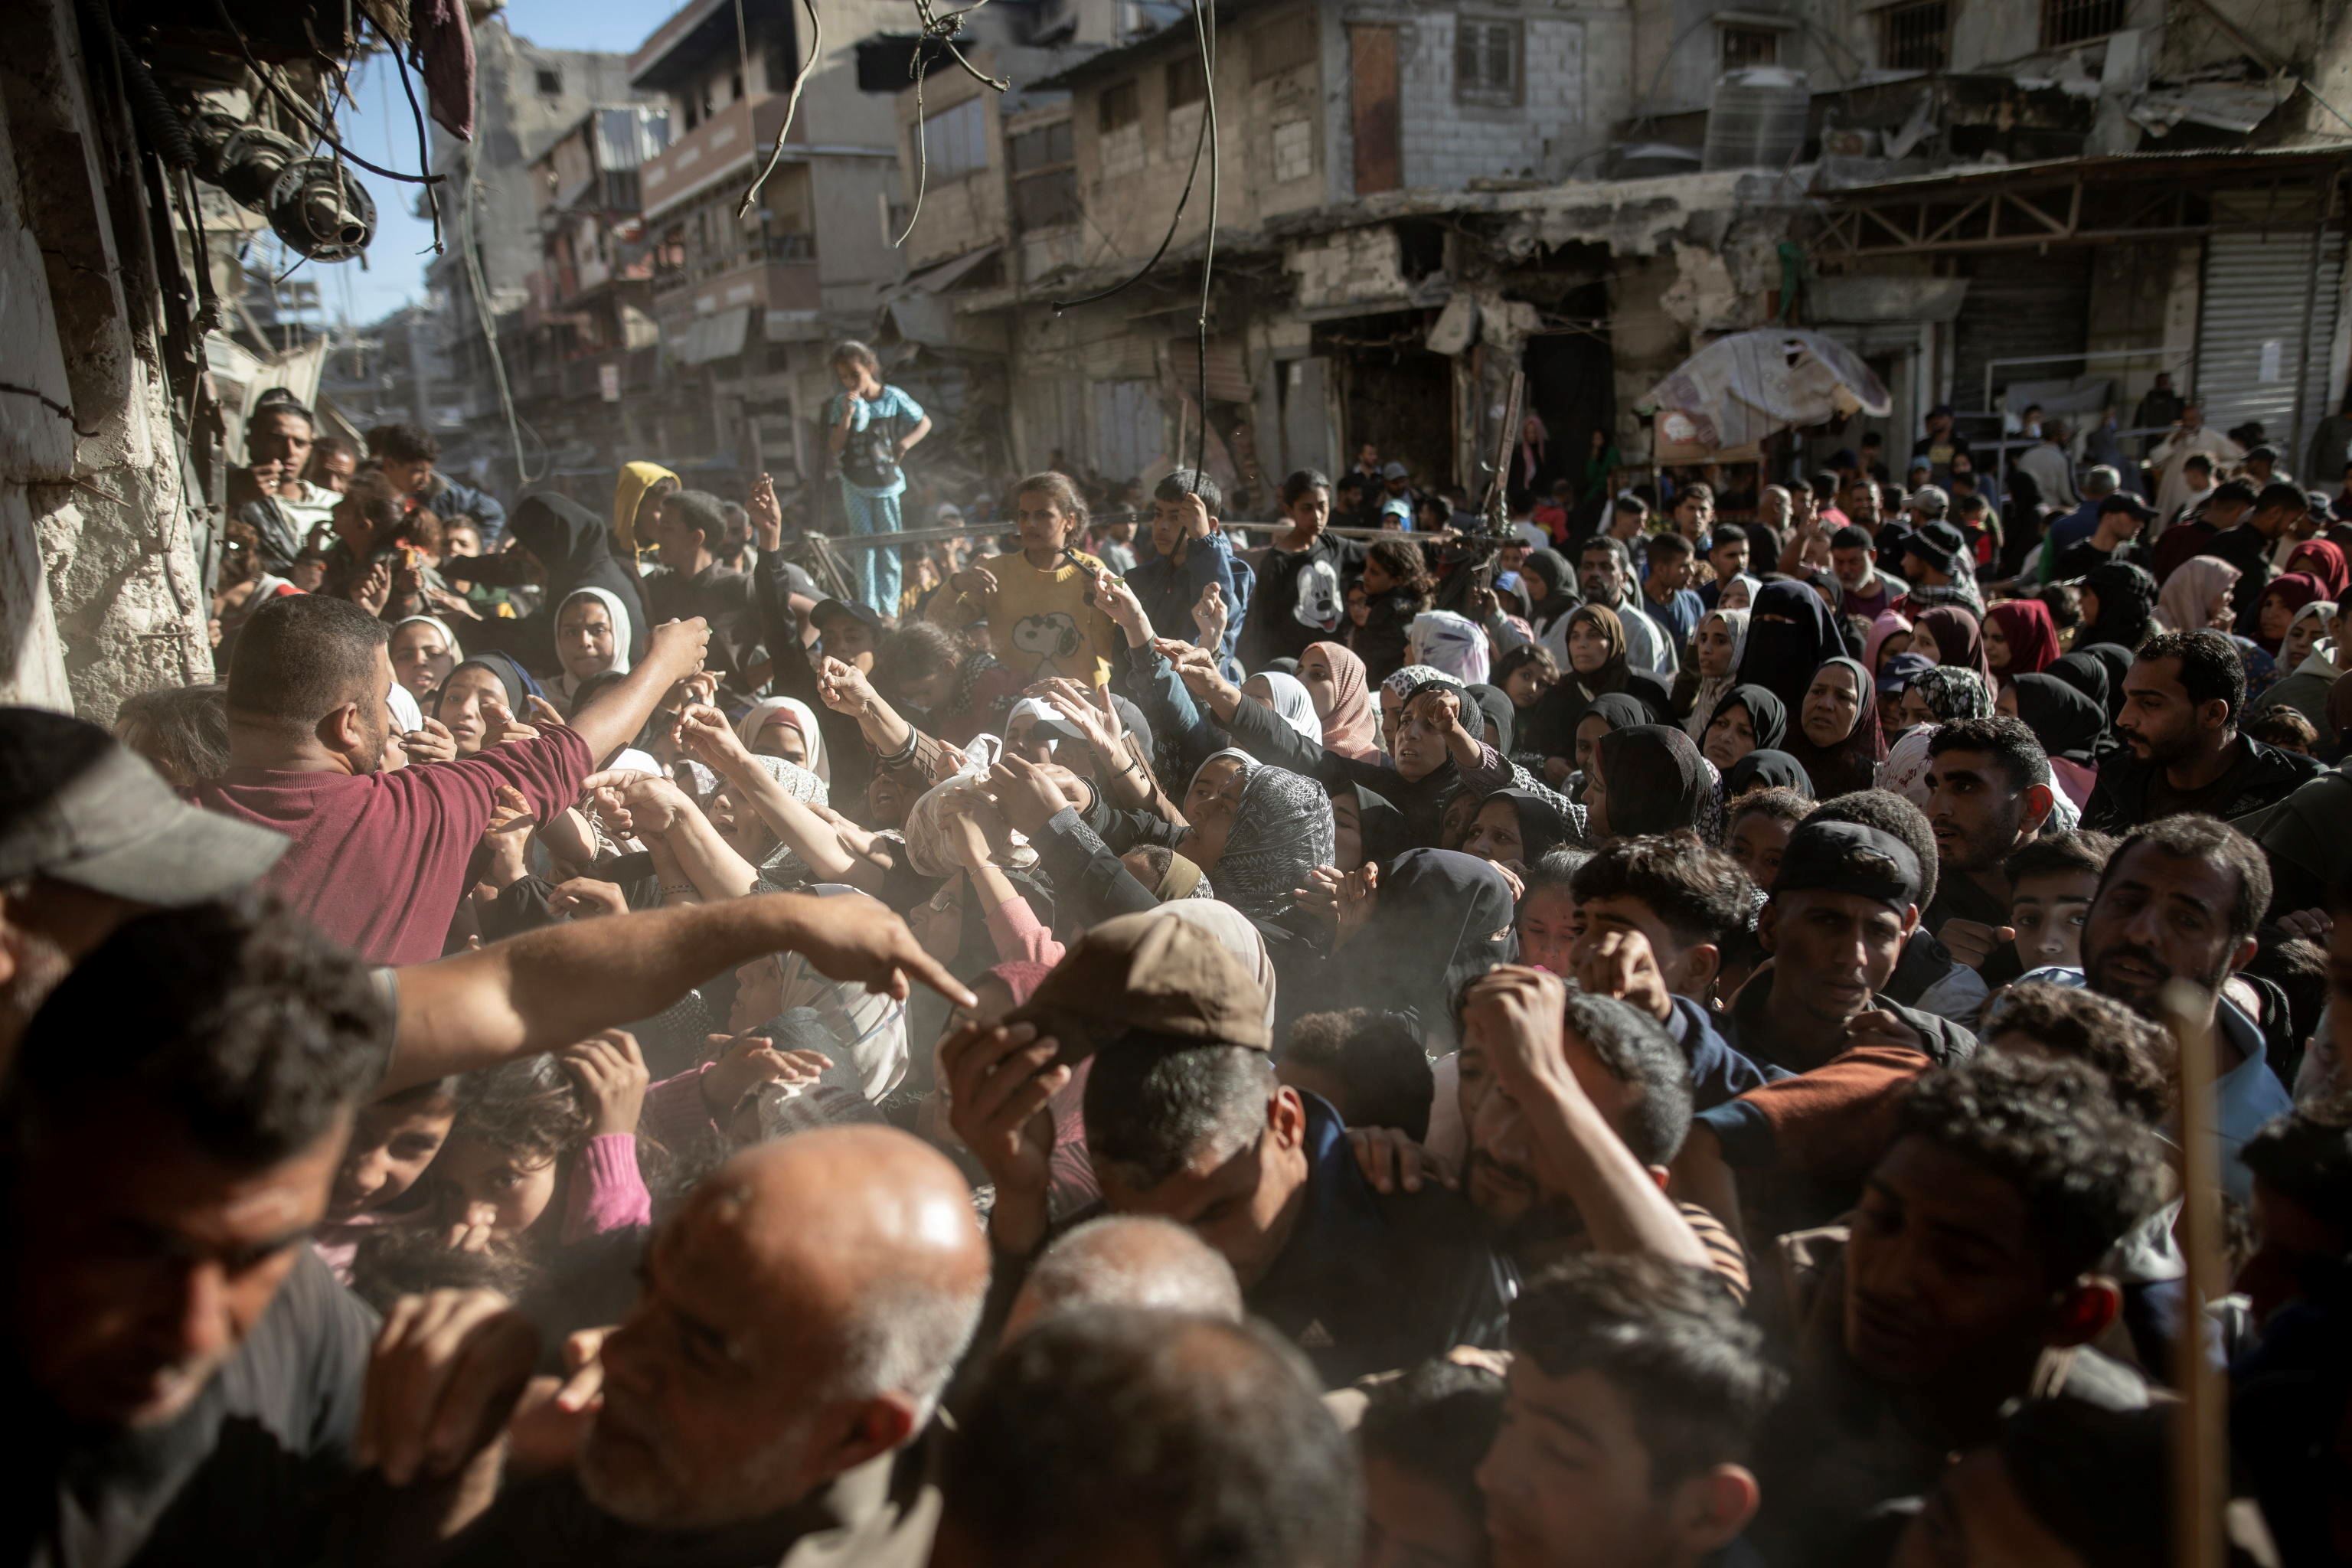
{"left": 442, "top": 1127, "right": 988, "bottom": 1567}
{"left": 1352, "top": 967, "right": 1745, "bottom": 1301}
{"left": 197, "top": 594, "right": 710, "bottom": 964}
{"left": 1921, "top": 717, "right": 2056, "bottom": 989}
{"left": 2081, "top": 629, "right": 2318, "bottom": 833}
{"left": 2018, "top": 812, "right": 2293, "bottom": 1201}
{"left": 1576, "top": 535, "right": 1675, "bottom": 677}
{"left": 1751, "top": 1053, "right": 2164, "bottom": 1565}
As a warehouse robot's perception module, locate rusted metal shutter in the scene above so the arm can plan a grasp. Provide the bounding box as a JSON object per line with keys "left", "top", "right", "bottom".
{"left": 1950, "top": 250, "right": 2092, "bottom": 415}
{"left": 1165, "top": 337, "right": 1252, "bottom": 404}
{"left": 1350, "top": 24, "right": 1401, "bottom": 196}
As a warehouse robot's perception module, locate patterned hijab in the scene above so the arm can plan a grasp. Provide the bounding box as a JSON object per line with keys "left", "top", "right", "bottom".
{"left": 1211, "top": 765, "right": 1335, "bottom": 921}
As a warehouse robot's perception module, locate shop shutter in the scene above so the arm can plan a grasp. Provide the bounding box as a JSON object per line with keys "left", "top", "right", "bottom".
{"left": 2196, "top": 224, "right": 2345, "bottom": 466}
{"left": 1949, "top": 250, "right": 2093, "bottom": 415}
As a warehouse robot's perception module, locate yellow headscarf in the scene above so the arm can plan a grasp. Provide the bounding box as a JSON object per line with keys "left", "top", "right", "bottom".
{"left": 611, "top": 461, "right": 679, "bottom": 554}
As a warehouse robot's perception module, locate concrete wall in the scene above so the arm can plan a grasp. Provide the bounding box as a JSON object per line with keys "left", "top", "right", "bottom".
{"left": 1, "top": 0, "right": 211, "bottom": 718}
{"left": 1395, "top": 9, "right": 1596, "bottom": 185}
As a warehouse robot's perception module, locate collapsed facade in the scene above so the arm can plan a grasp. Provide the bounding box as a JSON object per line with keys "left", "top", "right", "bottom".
{"left": 856, "top": 0, "right": 2352, "bottom": 510}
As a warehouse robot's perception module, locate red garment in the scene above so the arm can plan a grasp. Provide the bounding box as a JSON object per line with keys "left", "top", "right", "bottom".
{"left": 1984, "top": 599, "right": 2062, "bottom": 678}
{"left": 2256, "top": 572, "right": 2328, "bottom": 654}
{"left": 197, "top": 730, "right": 593, "bottom": 965}
{"left": 2286, "top": 539, "right": 2349, "bottom": 600}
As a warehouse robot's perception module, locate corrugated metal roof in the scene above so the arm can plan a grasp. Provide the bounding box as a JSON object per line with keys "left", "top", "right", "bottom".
{"left": 1817, "top": 144, "right": 2352, "bottom": 201}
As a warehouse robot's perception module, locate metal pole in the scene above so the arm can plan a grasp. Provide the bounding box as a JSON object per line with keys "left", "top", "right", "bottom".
{"left": 2161, "top": 978, "right": 2228, "bottom": 1568}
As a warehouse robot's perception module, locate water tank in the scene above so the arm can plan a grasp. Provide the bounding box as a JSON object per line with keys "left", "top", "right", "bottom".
{"left": 1702, "top": 67, "right": 1811, "bottom": 172}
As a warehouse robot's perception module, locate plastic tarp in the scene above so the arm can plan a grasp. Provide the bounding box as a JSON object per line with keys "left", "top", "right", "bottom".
{"left": 1639, "top": 328, "right": 1893, "bottom": 453}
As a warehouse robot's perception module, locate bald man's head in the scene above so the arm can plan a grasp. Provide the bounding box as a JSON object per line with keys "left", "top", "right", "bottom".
{"left": 581, "top": 1126, "right": 988, "bottom": 1530}
{"left": 936, "top": 1308, "right": 1361, "bottom": 1568}
{"left": 1004, "top": 1214, "right": 1243, "bottom": 1344}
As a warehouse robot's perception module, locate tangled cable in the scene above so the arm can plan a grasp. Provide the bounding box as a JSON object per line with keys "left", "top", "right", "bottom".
{"left": 893, "top": 1, "right": 1009, "bottom": 247}
{"left": 737, "top": 0, "right": 825, "bottom": 220}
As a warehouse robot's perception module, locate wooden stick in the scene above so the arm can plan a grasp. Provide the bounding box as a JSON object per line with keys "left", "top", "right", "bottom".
{"left": 2160, "top": 978, "right": 2227, "bottom": 1568}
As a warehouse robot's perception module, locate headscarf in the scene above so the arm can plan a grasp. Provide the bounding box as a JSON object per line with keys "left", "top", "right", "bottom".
{"left": 1736, "top": 580, "right": 1845, "bottom": 717}
{"left": 734, "top": 753, "right": 831, "bottom": 878}
{"left": 2286, "top": 539, "right": 2350, "bottom": 599}
{"left": 1251, "top": 671, "right": 1321, "bottom": 742}
{"left": 1907, "top": 665, "right": 1993, "bottom": 724}
{"left": 1151, "top": 853, "right": 1214, "bottom": 901}
{"left": 1863, "top": 609, "right": 1912, "bottom": 673}
{"left": 902, "top": 774, "right": 1028, "bottom": 878}
{"left": 1984, "top": 599, "right": 2061, "bottom": 678}
{"left": 1560, "top": 604, "right": 1630, "bottom": 695}
{"left": 1486, "top": 788, "right": 1578, "bottom": 864}
{"left": 435, "top": 652, "right": 541, "bottom": 717}
{"left": 2284, "top": 601, "right": 2338, "bottom": 671}
{"left": 736, "top": 696, "right": 830, "bottom": 786}
{"left": 2155, "top": 556, "right": 2239, "bottom": 635}
{"left": 1718, "top": 573, "right": 1763, "bottom": 611}
{"left": 1338, "top": 782, "right": 1411, "bottom": 872}
{"left": 393, "top": 613, "right": 465, "bottom": 666}
{"left": 1703, "top": 684, "right": 1788, "bottom": 752}
{"left": 1595, "top": 725, "right": 1715, "bottom": 839}
{"left": 611, "top": 460, "right": 678, "bottom": 553}
{"left": 1212, "top": 766, "right": 1334, "bottom": 922}
{"left": 2078, "top": 561, "right": 2158, "bottom": 650}
{"left": 1723, "top": 748, "right": 1814, "bottom": 799}
{"left": 1681, "top": 608, "right": 1751, "bottom": 746}
{"left": 2050, "top": 648, "right": 2118, "bottom": 727}
{"left": 508, "top": 491, "right": 651, "bottom": 659}
{"left": 2254, "top": 573, "right": 2328, "bottom": 654}
{"left": 1783, "top": 656, "right": 1886, "bottom": 798}
{"left": 555, "top": 586, "right": 635, "bottom": 682}
{"left": 1466, "top": 684, "right": 1517, "bottom": 756}
{"left": 2011, "top": 672, "right": 2105, "bottom": 766}
{"left": 1348, "top": 849, "right": 1517, "bottom": 1041}
{"left": 1520, "top": 550, "right": 1575, "bottom": 632}
{"left": 1383, "top": 664, "right": 1466, "bottom": 701}
{"left": 1307, "top": 642, "right": 1381, "bottom": 760}
{"left": 773, "top": 886, "right": 910, "bottom": 1097}
{"left": 1582, "top": 691, "right": 1655, "bottom": 746}
{"left": 1878, "top": 724, "right": 1939, "bottom": 806}
{"left": 1187, "top": 746, "right": 1259, "bottom": 805}
{"left": 1913, "top": 605, "right": 1997, "bottom": 689}
{"left": 387, "top": 684, "right": 424, "bottom": 735}
{"left": 1409, "top": 610, "right": 1491, "bottom": 685}
{"left": 1150, "top": 900, "right": 1278, "bottom": 1034}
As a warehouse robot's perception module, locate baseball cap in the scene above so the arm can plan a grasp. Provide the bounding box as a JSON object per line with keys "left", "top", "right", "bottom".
{"left": 1774, "top": 820, "right": 1921, "bottom": 914}
{"left": 1875, "top": 651, "right": 1934, "bottom": 700}
{"left": 1380, "top": 461, "right": 1410, "bottom": 481}
{"left": 1008, "top": 910, "right": 1272, "bottom": 1062}
{"left": 0, "top": 708, "right": 288, "bottom": 903}
{"left": 810, "top": 597, "right": 884, "bottom": 635}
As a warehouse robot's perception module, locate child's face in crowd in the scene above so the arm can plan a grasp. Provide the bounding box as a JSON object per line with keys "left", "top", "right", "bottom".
{"left": 2281, "top": 611, "right": 2328, "bottom": 668}
{"left": 1014, "top": 489, "right": 1077, "bottom": 559}
{"left": 2008, "top": 870, "right": 2098, "bottom": 972}
{"left": 1726, "top": 811, "right": 1794, "bottom": 893}
{"left": 1462, "top": 798, "right": 1526, "bottom": 868}
{"left": 1501, "top": 661, "right": 1552, "bottom": 706}
{"left": 1299, "top": 649, "right": 1341, "bottom": 717}
{"left": 434, "top": 1132, "right": 559, "bottom": 1240}
{"left": 1515, "top": 885, "right": 1579, "bottom": 975}
{"left": 329, "top": 1099, "right": 455, "bottom": 1221}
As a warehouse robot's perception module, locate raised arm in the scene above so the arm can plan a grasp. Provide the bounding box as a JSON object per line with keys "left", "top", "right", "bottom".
{"left": 674, "top": 702, "right": 880, "bottom": 890}
{"left": 567, "top": 617, "right": 710, "bottom": 765}
{"left": 383, "top": 892, "right": 972, "bottom": 1094}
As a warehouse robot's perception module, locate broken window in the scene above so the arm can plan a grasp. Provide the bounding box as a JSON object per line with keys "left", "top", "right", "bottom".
{"left": 1099, "top": 79, "right": 1142, "bottom": 132}
{"left": 1718, "top": 24, "right": 1780, "bottom": 68}
{"left": 536, "top": 67, "right": 563, "bottom": 96}
{"left": 1875, "top": 0, "right": 1949, "bottom": 70}
{"left": 2041, "top": 0, "right": 2127, "bottom": 47}
{"left": 1011, "top": 121, "right": 1079, "bottom": 229}
{"left": 1455, "top": 18, "right": 1521, "bottom": 106}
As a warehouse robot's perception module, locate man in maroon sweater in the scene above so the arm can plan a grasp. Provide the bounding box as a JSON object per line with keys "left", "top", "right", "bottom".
{"left": 200, "top": 593, "right": 708, "bottom": 964}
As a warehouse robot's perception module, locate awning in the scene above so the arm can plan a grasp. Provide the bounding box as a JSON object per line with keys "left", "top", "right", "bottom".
{"left": 902, "top": 243, "right": 1003, "bottom": 296}
{"left": 669, "top": 305, "right": 753, "bottom": 366}
{"left": 1639, "top": 328, "right": 1891, "bottom": 453}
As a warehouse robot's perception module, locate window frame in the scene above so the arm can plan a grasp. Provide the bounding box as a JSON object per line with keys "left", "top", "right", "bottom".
{"left": 1098, "top": 79, "right": 1142, "bottom": 134}
{"left": 1454, "top": 17, "right": 1524, "bottom": 108}
{"left": 1873, "top": 0, "right": 1952, "bottom": 72}
{"left": 2040, "top": 0, "right": 2129, "bottom": 48}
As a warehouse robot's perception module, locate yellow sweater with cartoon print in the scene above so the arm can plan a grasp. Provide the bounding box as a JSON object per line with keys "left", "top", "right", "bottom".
{"left": 937, "top": 550, "right": 1122, "bottom": 686}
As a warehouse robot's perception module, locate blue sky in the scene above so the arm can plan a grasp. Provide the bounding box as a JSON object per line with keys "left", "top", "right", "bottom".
{"left": 331, "top": 0, "right": 664, "bottom": 325}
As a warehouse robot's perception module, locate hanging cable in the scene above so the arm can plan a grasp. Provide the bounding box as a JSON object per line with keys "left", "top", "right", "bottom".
{"left": 894, "top": 43, "right": 938, "bottom": 247}
{"left": 1047, "top": 11, "right": 1212, "bottom": 314}
{"left": 390, "top": 42, "right": 444, "bottom": 253}
{"left": 207, "top": 0, "right": 443, "bottom": 185}
{"left": 893, "top": 2, "right": 1008, "bottom": 247}
{"left": 458, "top": 147, "right": 537, "bottom": 486}
{"left": 1187, "top": 0, "right": 1217, "bottom": 485}
{"left": 737, "top": 0, "right": 824, "bottom": 220}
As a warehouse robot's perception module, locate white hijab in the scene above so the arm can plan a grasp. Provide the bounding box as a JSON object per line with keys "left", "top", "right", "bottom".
{"left": 1248, "top": 671, "right": 1321, "bottom": 741}
{"left": 393, "top": 614, "right": 465, "bottom": 665}
{"left": 735, "top": 696, "right": 829, "bottom": 786}
{"left": 1681, "top": 608, "right": 1752, "bottom": 746}
{"left": 556, "top": 587, "right": 633, "bottom": 689}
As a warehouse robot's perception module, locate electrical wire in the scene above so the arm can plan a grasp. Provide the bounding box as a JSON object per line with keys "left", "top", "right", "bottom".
{"left": 207, "top": 0, "right": 443, "bottom": 186}
{"left": 894, "top": 41, "right": 938, "bottom": 247}
{"left": 737, "top": 0, "right": 824, "bottom": 220}
{"left": 1046, "top": 26, "right": 1212, "bottom": 314}
{"left": 893, "top": 3, "right": 1009, "bottom": 248}
{"left": 457, "top": 146, "right": 537, "bottom": 486}
{"left": 390, "top": 42, "right": 444, "bottom": 253}
{"left": 1189, "top": 0, "right": 1217, "bottom": 485}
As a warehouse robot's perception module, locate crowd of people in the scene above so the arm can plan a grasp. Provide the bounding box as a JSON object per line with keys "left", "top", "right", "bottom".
{"left": 11, "top": 364, "right": 2352, "bottom": 1568}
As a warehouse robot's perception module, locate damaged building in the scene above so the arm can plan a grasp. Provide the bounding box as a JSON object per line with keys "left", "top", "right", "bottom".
{"left": 853, "top": 0, "right": 2352, "bottom": 512}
